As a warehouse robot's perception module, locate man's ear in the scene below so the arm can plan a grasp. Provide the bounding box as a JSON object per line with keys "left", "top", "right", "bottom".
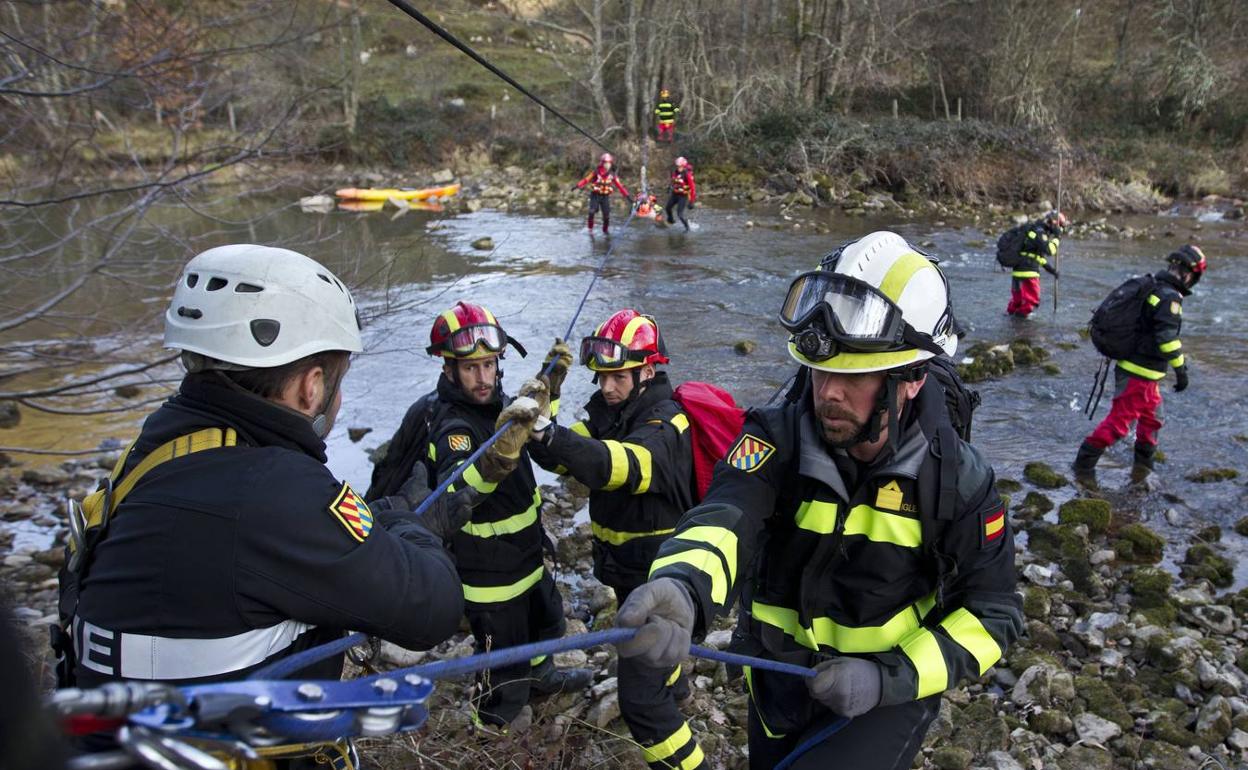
{"left": 901, "top": 373, "right": 927, "bottom": 402}
{"left": 299, "top": 365, "right": 326, "bottom": 414}
{"left": 640, "top": 363, "right": 656, "bottom": 382}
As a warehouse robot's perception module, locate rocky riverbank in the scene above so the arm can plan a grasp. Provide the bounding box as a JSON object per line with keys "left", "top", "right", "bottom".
{"left": 5, "top": 445, "right": 1246, "bottom": 768}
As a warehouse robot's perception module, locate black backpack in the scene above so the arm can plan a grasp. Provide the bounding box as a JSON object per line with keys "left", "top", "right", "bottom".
{"left": 995, "top": 225, "right": 1028, "bottom": 269}
{"left": 1088, "top": 275, "right": 1155, "bottom": 360}
{"left": 365, "top": 392, "right": 444, "bottom": 501}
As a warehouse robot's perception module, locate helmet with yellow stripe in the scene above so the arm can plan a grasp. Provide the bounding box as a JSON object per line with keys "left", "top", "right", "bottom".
{"left": 779, "top": 231, "right": 957, "bottom": 374}
{"left": 426, "top": 301, "right": 526, "bottom": 360}
{"left": 580, "top": 309, "right": 669, "bottom": 372}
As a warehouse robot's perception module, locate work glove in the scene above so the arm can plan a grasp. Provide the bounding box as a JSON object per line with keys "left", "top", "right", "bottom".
{"left": 517, "top": 377, "right": 552, "bottom": 435}
{"left": 478, "top": 395, "right": 541, "bottom": 483}
{"left": 1045, "top": 265, "right": 1060, "bottom": 278}
{"left": 615, "top": 577, "right": 696, "bottom": 668}
{"left": 371, "top": 464, "right": 478, "bottom": 541}
{"left": 806, "top": 657, "right": 883, "bottom": 718}
{"left": 1173, "top": 364, "right": 1189, "bottom": 393}
{"left": 541, "top": 339, "right": 574, "bottom": 400}
{"left": 687, "top": 200, "right": 695, "bottom": 209}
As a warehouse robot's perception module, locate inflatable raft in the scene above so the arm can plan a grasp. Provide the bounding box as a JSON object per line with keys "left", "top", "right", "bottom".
{"left": 334, "top": 183, "right": 460, "bottom": 202}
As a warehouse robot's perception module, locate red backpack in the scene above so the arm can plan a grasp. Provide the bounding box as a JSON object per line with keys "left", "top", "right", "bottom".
{"left": 672, "top": 382, "right": 745, "bottom": 501}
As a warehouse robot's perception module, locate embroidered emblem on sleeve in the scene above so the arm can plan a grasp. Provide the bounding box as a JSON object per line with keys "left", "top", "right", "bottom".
{"left": 448, "top": 434, "right": 472, "bottom": 453}
{"left": 329, "top": 483, "right": 373, "bottom": 542}
{"left": 728, "top": 434, "right": 775, "bottom": 473}
{"left": 875, "top": 480, "right": 903, "bottom": 511}
{"left": 983, "top": 506, "right": 1006, "bottom": 545}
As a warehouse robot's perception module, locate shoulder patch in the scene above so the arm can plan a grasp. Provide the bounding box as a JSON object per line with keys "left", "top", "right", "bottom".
{"left": 329, "top": 483, "right": 373, "bottom": 542}
{"left": 1170, "top": 301, "right": 1181, "bottom": 316}
{"left": 875, "top": 480, "right": 903, "bottom": 511}
{"left": 447, "top": 434, "right": 472, "bottom": 452}
{"left": 728, "top": 434, "right": 775, "bottom": 473}
{"left": 982, "top": 505, "right": 1006, "bottom": 547}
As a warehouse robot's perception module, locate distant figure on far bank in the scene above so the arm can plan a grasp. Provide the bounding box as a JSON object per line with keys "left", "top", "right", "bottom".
{"left": 1074, "top": 245, "right": 1207, "bottom": 489}
{"left": 654, "top": 88, "right": 679, "bottom": 143}
{"left": 996, "top": 210, "right": 1066, "bottom": 318}
{"left": 575, "top": 152, "right": 631, "bottom": 235}
{"left": 665, "top": 156, "right": 697, "bottom": 231}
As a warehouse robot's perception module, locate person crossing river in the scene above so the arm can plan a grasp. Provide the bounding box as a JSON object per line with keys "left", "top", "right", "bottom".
{"left": 526, "top": 311, "right": 704, "bottom": 770}
{"left": 575, "top": 152, "right": 631, "bottom": 235}
{"left": 614, "top": 232, "right": 1023, "bottom": 769}
{"left": 664, "top": 157, "right": 697, "bottom": 231}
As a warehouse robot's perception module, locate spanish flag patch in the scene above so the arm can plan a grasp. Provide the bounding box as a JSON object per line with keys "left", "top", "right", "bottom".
{"left": 983, "top": 506, "right": 1006, "bottom": 545}
{"left": 329, "top": 483, "right": 373, "bottom": 542}
{"left": 728, "top": 434, "right": 775, "bottom": 473}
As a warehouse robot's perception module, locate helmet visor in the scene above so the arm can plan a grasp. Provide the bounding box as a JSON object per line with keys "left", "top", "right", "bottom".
{"left": 580, "top": 336, "right": 646, "bottom": 369}
{"left": 446, "top": 324, "right": 506, "bottom": 356}
{"left": 778, "top": 271, "right": 906, "bottom": 351}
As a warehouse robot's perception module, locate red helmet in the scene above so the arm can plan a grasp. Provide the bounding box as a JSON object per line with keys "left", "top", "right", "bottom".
{"left": 1168, "top": 244, "right": 1207, "bottom": 285}
{"left": 1045, "top": 210, "right": 1068, "bottom": 231}
{"left": 675, "top": 156, "right": 688, "bottom": 168}
{"left": 600, "top": 152, "right": 614, "bottom": 165}
{"left": 426, "top": 301, "right": 525, "bottom": 360}
{"left": 580, "top": 309, "right": 669, "bottom": 372}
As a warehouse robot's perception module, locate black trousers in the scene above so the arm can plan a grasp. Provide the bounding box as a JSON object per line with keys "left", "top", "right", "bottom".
{"left": 664, "top": 194, "right": 689, "bottom": 229}
{"left": 466, "top": 572, "right": 566, "bottom": 725}
{"left": 614, "top": 583, "right": 704, "bottom": 769}
{"left": 587, "top": 193, "right": 611, "bottom": 232}
{"left": 747, "top": 694, "right": 941, "bottom": 769}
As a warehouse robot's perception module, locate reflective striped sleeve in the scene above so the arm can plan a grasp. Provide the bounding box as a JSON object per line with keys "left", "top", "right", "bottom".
{"left": 1149, "top": 293, "right": 1185, "bottom": 369}
{"left": 880, "top": 463, "right": 1023, "bottom": 705}
{"left": 543, "top": 415, "right": 687, "bottom": 496}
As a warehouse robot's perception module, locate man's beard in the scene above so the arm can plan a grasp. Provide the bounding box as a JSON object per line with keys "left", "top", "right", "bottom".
{"left": 816, "top": 403, "right": 876, "bottom": 449}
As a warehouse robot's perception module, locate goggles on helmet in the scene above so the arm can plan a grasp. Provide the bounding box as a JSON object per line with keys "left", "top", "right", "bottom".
{"left": 429, "top": 323, "right": 506, "bottom": 357}
{"left": 579, "top": 336, "right": 650, "bottom": 369}
{"left": 778, "top": 270, "right": 947, "bottom": 357}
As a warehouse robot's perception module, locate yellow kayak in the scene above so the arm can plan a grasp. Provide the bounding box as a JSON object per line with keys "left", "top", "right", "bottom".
{"left": 335, "top": 183, "right": 460, "bottom": 202}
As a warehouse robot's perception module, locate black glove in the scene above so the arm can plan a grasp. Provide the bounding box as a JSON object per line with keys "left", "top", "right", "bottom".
{"left": 1173, "top": 364, "right": 1189, "bottom": 393}
{"left": 616, "top": 578, "right": 696, "bottom": 668}
{"left": 687, "top": 201, "right": 695, "bottom": 210}
{"left": 806, "top": 657, "right": 883, "bottom": 717}
{"left": 372, "top": 463, "right": 477, "bottom": 540}
{"left": 1045, "top": 265, "right": 1060, "bottom": 278}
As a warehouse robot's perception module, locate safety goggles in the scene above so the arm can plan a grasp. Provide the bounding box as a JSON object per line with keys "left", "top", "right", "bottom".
{"left": 781, "top": 271, "right": 921, "bottom": 351}
{"left": 579, "top": 336, "right": 649, "bottom": 369}
{"left": 440, "top": 324, "right": 506, "bottom": 356}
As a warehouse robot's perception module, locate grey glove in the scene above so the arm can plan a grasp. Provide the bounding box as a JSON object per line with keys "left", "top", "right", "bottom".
{"left": 615, "top": 577, "right": 695, "bottom": 668}
{"left": 806, "top": 657, "right": 883, "bottom": 717}
{"left": 372, "top": 463, "right": 478, "bottom": 540}
{"left": 1173, "top": 364, "right": 1189, "bottom": 393}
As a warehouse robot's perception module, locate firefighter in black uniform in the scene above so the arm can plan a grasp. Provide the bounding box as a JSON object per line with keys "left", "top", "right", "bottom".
{"left": 418, "top": 301, "right": 593, "bottom": 729}
{"left": 1074, "top": 244, "right": 1207, "bottom": 487}
{"left": 615, "top": 232, "right": 1024, "bottom": 769}
{"left": 55, "top": 245, "right": 466, "bottom": 760}
{"left": 527, "top": 310, "right": 702, "bottom": 770}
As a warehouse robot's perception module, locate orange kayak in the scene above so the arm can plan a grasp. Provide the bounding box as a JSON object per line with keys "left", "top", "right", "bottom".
{"left": 334, "top": 183, "right": 460, "bottom": 202}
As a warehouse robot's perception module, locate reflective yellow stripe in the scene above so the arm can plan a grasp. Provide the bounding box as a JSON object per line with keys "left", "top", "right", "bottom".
{"left": 462, "top": 564, "right": 544, "bottom": 603}
{"left": 1170, "top": 354, "right": 1185, "bottom": 368}
{"left": 899, "top": 627, "right": 949, "bottom": 698}
{"left": 673, "top": 525, "right": 738, "bottom": 585}
{"left": 666, "top": 663, "right": 682, "bottom": 687}
{"left": 642, "top": 722, "right": 693, "bottom": 763}
{"left": 650, "top": 549, "right": 729, "bottom": 606}
{"left": 670, "top": 413, "right": 690, "bottom": 434}
{"left": 461, "top": 462, "right": 499, "bottom": 495}
{"left": 1147, "top": 294, "right": 1160, "bottom": 307}
{"left": 679, "top": 745, "right": 705, "bottom": 770}
{"left": 550, "top": 398, "right": 560, "bottom": 418}
{"left": 843, "top": 505, "right": 921, "bottom": 548}
{"left": 744, "top": 666, "right": 785, "bottom": 739}
{"left": 793, "top": 341, "right": 925, "bottom": 371}
{"left": 878, "top": 251, "right": 933, "bottom": 304}
{"left": 427, "top": 442, "right": 437, "bottom": 463}
{"left": 591, "top": 520, "right": 676, "bottom": 545}
{"left": 794, "top": 500, "right": 838, "bottom": 534}
{"left": 751, "top": 598, "right": 930, "bottom": 653}
{"left": 1159, "top": 339, "right": 1181, "bottom": 354}
{"left": 1011, "top": 270, "right": 1041, "bottom": 278}
{"left": 461, "top": 489, "right": 539, "bottom": 537}
{"left": 530, "top": 654, "right": 548, "bottom": 666}
{"left": 624, "top": 443, "right": 653, "bottom": 494}
{"left": 571, "top": 421, "right": 590, "bottom": 437}
{"left": 603, "top": 440, "right": 630, "bottom": 490}
{"left": 1117, "top": 359, "right": 1165, "bottom": 380}
{"left": 939, "top": 608, "right": 1001, "bottom": 675}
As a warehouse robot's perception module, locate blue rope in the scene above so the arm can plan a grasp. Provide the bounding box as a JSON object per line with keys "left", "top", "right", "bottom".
{"left": 249, "top": 632, "right": 369, "bottom": 681}
{"left": 773, "top": 716, "right": 852, "bottom": 770}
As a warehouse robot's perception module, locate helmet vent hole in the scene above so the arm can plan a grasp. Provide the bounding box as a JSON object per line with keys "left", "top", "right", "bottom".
{"left": 206, "top": 277, "right": 228, "bottom": 292}
{"left": 235, "top": 282, "right": 264, "bottom": 293}
{"left": 176, "top": 306, "right": 203, "bottom": 319}
{"left": 318, "top": 274, "right": 333, "bottom": 285}
{"left": 250, "top": 319, "right": 280, "bottom": 347}
{"left": 186, "top": 273, "right": 199, "bottom": 288}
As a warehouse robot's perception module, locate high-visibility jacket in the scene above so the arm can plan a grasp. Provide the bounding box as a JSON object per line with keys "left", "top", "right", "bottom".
{"left": 531, "top": 373, "right": 693, "bottom": 590}
{"left": 1013, "top": 223, "right": 1058, "bottom": 279}
{"left": 61, "top": 373, "right": 463, "bottom": 688}
{"left": 670, "top": 168, "right": 696, "bottom": 201}
{"left": 1118, "top": 270, "right": 1187, "bottom": 381}
{"left": 648, "top": 387, "right": 1023, "bottom": 736}
{"left": 427, "top": 375, "right": 548, "bottom": 605}
{"left": 654, "top": 100, "right": 679, "bottom": 125}
{"left": 577, "top": 165, "right": 631, "bottom": 198}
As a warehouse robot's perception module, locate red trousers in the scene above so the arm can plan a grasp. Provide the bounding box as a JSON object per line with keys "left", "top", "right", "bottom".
{"left": 657, "top": 123, "right": 675, "bottom": 142}
{"left": 1086, "top": 370, "right": 1163, "bottom": 450}
{"left": 1006, "top": 276, "right": 1041, "bottom": 316}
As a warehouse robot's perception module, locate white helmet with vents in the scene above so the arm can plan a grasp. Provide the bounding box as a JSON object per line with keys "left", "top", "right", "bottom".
{"left": 164, "top": 244, "right": 363, "bottom": 369}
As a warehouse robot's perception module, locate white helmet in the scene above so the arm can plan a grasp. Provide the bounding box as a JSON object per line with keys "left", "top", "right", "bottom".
{"left": 779, "top": 231, "right": 956, "bottom": 373}
{"left": 164, "top": 244, "right": 363, "bottom": 369}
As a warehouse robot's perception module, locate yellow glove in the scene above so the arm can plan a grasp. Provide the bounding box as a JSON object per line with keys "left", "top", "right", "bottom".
{"left": 518, "top": 378, "right": 552, "bottom": 431}
{"left": 490, "top": 394, "right": 542, "bottom": 461}
{"left": 542, "top": 340, "right": 574, "bottom": 400}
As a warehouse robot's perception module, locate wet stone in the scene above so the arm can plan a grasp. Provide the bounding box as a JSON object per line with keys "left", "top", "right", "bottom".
{"left": 1234, "top": 517, "right": 1248, "bottom": 537}
{"left": 1024, "top": 462, "right": 1068, "bottom": 489}
{"left": 1114, "top": 523, "right": 1165, "bottom": 563}
{"left": 1057, "top": 745, "right": 1114, "bottom": 770}
{"left": 0, "top": 401, "right": 20, "bottom": 429}
{"left": 733, "top": 340, "right": 757, "bottom": 356}
{"left": 931, "top": 746, "right": 973, "bottom": 770}
{"left": 347, "top": 427, "right": 372, "bottom": 443}
{"left": 1180, "top": 544, "right": 1235, "bottom": 588}
{"left": 1058, "top": 498, "right": 1111, "bottom": 535}
{"left": 1185, "top": 468, "right": 1238, "bottom": 483}
{"left": 471, "top": 237, "right": 495, "bottom": 250}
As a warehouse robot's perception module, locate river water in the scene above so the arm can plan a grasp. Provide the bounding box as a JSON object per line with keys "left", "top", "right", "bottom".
{"left": 2, "top": 194, "right": 1246, "bottom": 584}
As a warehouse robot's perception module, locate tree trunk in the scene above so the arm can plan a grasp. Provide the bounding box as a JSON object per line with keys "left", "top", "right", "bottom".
{"left": 587, "top": 0, "right": 618, "bottom": 133}
{"left": 624, "top": 0, "right": 640, "bottom": 134}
